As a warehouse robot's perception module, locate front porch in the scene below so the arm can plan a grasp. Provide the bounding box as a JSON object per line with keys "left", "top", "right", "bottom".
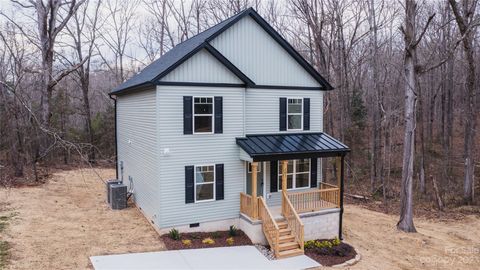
{"left": 236, "top": 133, "right": 349, "bottom": 259}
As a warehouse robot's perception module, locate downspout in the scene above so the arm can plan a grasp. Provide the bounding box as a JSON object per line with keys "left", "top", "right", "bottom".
{"left": 109, "top": 94, "right": 118, "bottom": 180}
{"left": 339, "top": 154, "right": 345, "bottom": 240}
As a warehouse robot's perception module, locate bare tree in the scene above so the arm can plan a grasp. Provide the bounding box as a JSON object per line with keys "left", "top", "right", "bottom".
{"left": 65, "top": 0, "right": 102, "bottom": 162}
{"left": 448, "top": 0, "right": 479, "bottom": 204}
{"left": 398, "top": 0, "right": 434, "bottom": 232}
{"left": 99, "top": 0, "right": 138, "bottom": 83}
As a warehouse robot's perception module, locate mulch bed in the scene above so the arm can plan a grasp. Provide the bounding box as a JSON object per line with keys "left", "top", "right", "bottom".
{"left": 161, "top": 230, "right": 252, "bottom": 250}
{"left": 304, "top": 241, "right": 357, "bottom": 267}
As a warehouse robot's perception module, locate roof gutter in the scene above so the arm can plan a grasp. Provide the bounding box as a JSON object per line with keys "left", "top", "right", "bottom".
{"left": 108, "top": 94, "right": 118, "bottom": 180}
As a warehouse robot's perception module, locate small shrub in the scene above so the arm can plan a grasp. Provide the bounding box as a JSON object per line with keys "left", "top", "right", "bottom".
{"left": 168, "top": 228, "right": 180, "bottom": 240}
{"left": 226, "top": 237, "right": 234, "bottom": 246}
{"left": 211, "top": 231, "right": 221, "bottom": 239}
{"left": 182, "top": 239, "right": 192, "bottom": 246}
{"left": 202, "top": 237, "right": 215, "bottom": 245}
{"left": 305, "top": 240, "right": 315, "bottom": 249}
{"left": 190, "top": 233, "right": 201, "bottom": 239}
{"left": 332, "top": 237, "right": 341, "bottom": 246}
{"left": 229, "top": 225, "right": 238, "bottom": 237}
{"left": 305, "top": 238, "right": 339, "bottom": 250}
{"left": 315, "top": 240, "right": 332, "bottom": 249}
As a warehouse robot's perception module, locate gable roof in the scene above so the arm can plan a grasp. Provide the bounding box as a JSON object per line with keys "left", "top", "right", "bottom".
{"left": 110, "top": 8, "right": 333, "bottom": 95}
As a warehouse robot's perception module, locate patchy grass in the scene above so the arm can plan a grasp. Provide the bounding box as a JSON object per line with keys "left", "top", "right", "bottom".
{"left": 0, "top": 213, "right": 17, "bottom": 233}
{"left": 0, "top": 212, "right": 15, "bottom": 269}
{"left": 0, "top": 241, "right": 10, "bottom": 269}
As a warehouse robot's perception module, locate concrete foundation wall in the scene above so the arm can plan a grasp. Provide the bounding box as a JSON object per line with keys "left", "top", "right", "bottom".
{"left": 238, "top": 215, "right": 267, "bottom": 245}
{"left": 301, "top": 209, "right": 340, "bottom": 240}
{"left": 159, "top": 217, "right": 239, "bottom": 235}
{"left": 157, "top": 209, "right": 340, "bottom": 244}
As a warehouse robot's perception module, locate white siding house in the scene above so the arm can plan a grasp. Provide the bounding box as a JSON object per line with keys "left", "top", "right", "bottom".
{"left": 111, "top": 8, "right": 349, "bottom": 258}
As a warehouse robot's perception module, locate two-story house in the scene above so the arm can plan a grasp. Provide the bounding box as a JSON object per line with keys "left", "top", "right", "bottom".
{"left": 110, "top": 8, "right": 349, "bottom": 259}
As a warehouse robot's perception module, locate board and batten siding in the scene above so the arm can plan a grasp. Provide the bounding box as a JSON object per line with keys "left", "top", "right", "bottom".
{"left": 116, "top": 89, "right": 159, "bottom": 224}
{"left": 210, "top": 16, "right": 321, "bottom": 87}
{"left": 161, "top": 49, "right": 242, "bottom": 84}
{"left": 156, "top": 85, "right": 245, "bottom": 228}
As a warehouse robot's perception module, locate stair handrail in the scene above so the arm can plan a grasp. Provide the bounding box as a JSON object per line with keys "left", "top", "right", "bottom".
{"left": 282, "top": 191, "right": 304, "bottom": 251}
{"left": 258, "top": 197, "right": 280, "bottom": 257}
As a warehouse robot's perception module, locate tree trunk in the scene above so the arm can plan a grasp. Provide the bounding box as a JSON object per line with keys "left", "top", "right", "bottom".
{"left": 368, "top": 0, "right": 382, "bottom": 194}
{"left": 398, "top": 0, "right": 420, "bottom": 233}
{"left": 448, "top": 0, "right": 478, "bottom": 204}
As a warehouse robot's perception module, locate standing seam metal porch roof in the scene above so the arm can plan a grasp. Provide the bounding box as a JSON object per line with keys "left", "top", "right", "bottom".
{"left": 236, "top": 133, "right": 350, "bottom": 161}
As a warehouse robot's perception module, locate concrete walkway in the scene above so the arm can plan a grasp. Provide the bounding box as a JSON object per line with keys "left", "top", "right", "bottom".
{"left": 90, "top": 246, "right": 320, "bottom": 270}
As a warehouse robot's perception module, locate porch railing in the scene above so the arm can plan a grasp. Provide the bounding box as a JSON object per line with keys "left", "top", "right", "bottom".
{"left": 287, "top": 186, "right": 340, "bottom": 213}
{"left": 240, "top": 192, "right": 253, "bottom": 218}
{"left": 281, "top": 191, "right": 304, "bottom": 251}
{"left": 258, "top": 197, "right": 280, "bottom": 257}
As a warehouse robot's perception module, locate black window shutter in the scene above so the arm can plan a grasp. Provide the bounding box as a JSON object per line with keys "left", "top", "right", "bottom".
{"left": 185, "top": 165, "right": 194, "bottom": 203}
{"left": 303, "top": 98, "right": 310, "bottom": 130}
{"left": 183, "top": 96, "right": 193, "bottom": 134}
{"left": 310, "top": 158, "right": 318, "bottom": 188}
{"left": 279, "top": 98, "right": 287, "bottom": 131}
{"left": 214, "top": 96, "right": 223, "bottom": 134}
{"left": 270, "top": 161, "right": 278, "bottom": 192}
{"left": 215, "top": 164, "right": 224, "bottom": 200}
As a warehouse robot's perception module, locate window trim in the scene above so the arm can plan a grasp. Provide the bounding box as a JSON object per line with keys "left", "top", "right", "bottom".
{"left": 194, "top": 164, "right": 216, "bottom": 203}
{"left": 277, "top": 159, "right": 311, "bottom": 191}
{"left": 286, "top": 97, "right": 304, "bottom": 131}
{"left": 193, "top": 96, "right": 214, "bottom": 134}
{"left": 247, "top": 162, "right": 262, "bottom": 173}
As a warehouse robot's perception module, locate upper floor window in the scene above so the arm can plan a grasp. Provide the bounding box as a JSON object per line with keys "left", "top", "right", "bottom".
{"left": 194, "top": 97, "right": 213, "bottom": 133}
{"left": 278, "top": 159, "right": 310, "bottom": 190}
{"left": 287, "top": 98, "right": 303, "bottom": 130}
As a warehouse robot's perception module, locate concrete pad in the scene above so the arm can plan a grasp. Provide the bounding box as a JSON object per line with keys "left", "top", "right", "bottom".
{"left": 90, "top": 250, "right": 190, "bottom": 270}
{"left": 90, "top": 246, "right": 320, "bottom": 270}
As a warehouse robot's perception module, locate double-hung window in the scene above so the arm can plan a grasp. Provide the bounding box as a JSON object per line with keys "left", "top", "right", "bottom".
{"left": 195, "top": 165, "right": 215, "bottom": 202}
{"left": 277, "top": 159, "right": 310, "bottom": 190}
{"left": 193, "top": 97, "right": 213, "bottom": 133}
{"left": 287, "top": 98, "right": 303, "bottom": 130}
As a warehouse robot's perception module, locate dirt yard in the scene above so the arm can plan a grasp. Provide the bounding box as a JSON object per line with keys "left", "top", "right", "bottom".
{"left": 0, "top": 168, "right": 479, "bottom": 269}
{"left": 0, "top": 168, "right": 165, "bottom": 270}
{"left": 342, "top": 205, "right": 480, "bottom": 270}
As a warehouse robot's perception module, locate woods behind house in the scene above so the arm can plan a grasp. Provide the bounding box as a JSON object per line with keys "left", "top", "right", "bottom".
{"left": 0, "top": 0, "right": 479, "bottom": 228}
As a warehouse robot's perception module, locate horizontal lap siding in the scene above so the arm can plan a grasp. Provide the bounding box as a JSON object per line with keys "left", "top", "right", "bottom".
{"left": 157, "top": 86, "right": 245, "bottom": 228}
{"left": 117, "top": 89, "right": 159, "bottom": 223}
{"left": 244, "top": 88, "right": 323, "bottom": 205}
{"left": 245, "top": 88, "right": 323, "bottom": 134}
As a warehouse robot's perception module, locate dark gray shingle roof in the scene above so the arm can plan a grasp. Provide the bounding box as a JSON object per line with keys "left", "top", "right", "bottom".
{"left": 111, "top": 9, "right": 248, "bottom": 94}
{"left": 110, "top": 7, "right": 333, "bottom": 95}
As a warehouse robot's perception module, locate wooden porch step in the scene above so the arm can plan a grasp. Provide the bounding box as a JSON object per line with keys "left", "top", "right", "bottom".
{"left": 279, "top": 228, "right": 292, "bottom": 236}
{"left": 277, "top": 221, "right": 288, "bottom": 229}
{"left": 278, "top": 241, "right": 300, "bottom": 251}
{"left": 278, "top": 248, "right": 304, "bottom": 259}
{"left": 279, "top": 234, "right": 295, "bottom": 243}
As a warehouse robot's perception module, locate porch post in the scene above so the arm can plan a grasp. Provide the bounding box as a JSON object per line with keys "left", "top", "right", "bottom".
{"left": 338, "top": 155, "right": 345, "bottom": 240}
{"left": 336, "top": 157, "right": 341, "bottom": 207}
{"left": 251, "top": 162, "right": 258, "bottom": 219}
{"left": 281, "top": 160, "right": 288, "bottom": 213}
{"left": 281, "top": 160, "right": 288, "bottom": 193}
